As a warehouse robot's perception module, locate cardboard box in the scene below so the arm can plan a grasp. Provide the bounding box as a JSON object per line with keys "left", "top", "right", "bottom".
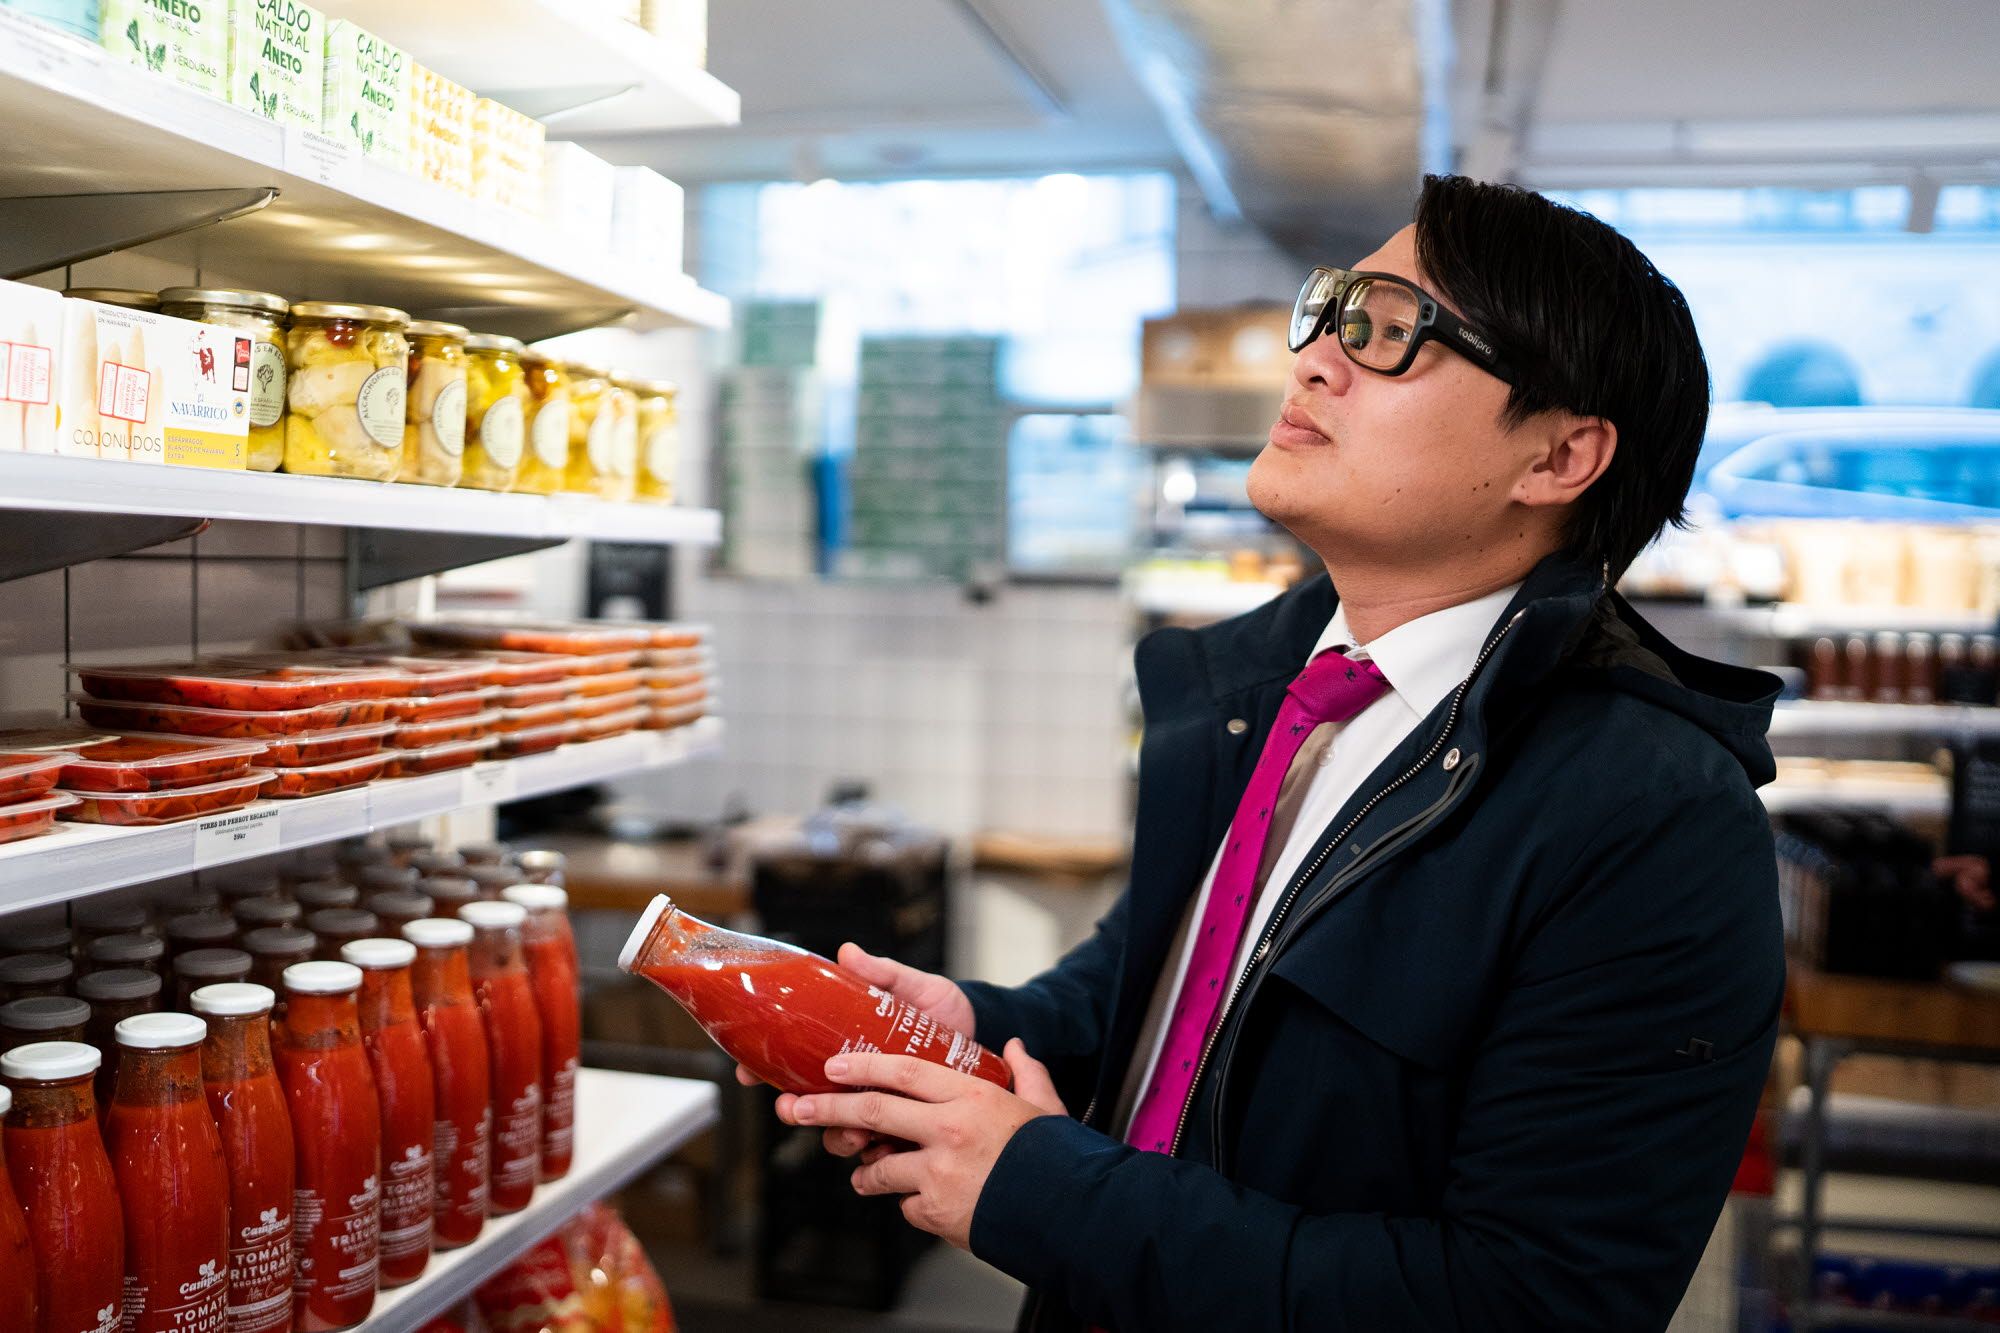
{"left": 323, "top": 19, "right": 410, "bottom": 167}
{"left": 103, "top": 0, "right": 227, "bottom": 95}
{"left": 609, "top": 165, "right": 684, "bottom": 273}
{"left": 227, "top": 0, "right": 324, "bottom": 128}
{"left": 472, "top": 97, "right": 545, "bottom": 217}
{"left": 0, "top": 278, "right": 64, "bottom": 454}
{"left": 58, "top": 298, "right": 249, "bottom": 468}
{"left": 1141, "top": 306, "right": 1293, "bottom": 388}
{"left": 410, "top": 63, "right": 474, "bottom": 195}
{"left": 543, "top": 142, "right": 617, "bottom": 248}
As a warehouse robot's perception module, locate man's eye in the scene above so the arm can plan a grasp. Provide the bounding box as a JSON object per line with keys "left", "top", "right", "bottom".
{"left": 1384, "top": 323, "right": 1415, "bottom": 345}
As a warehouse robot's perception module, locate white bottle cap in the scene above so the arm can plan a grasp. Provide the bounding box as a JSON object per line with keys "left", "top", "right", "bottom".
{"left": 617, "top": 894, "right": 673, "bottom": 972}
{"left": 341, "top": 938, "right": 417, "bottom": 970}
{"left": 0, "top": 1086, "right": 8, "bottom": 1116}
{"left": 283, "top": 961, "right": 362, "bottom": 995}
{"left": 402, "top": 918, "right": 474, "bottom": 948}
{"left": 501, "top": 884, "right": 567, "bottom": 912}
{"left": 1, "top": 1040, "right": 101, "bottom": 1082}
{"left": 191, "top": 983, "right": 275, "bottom": 1017}
{"left": 459, "top": 901, "right": 526, "bottom": 930}
{"left": 115, "top": 1012, "right": 207, "bottom": 1050}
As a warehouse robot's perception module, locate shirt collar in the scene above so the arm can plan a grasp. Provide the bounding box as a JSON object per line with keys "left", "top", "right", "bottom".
{"left": 1312, "top": 582, "right": 1524, "bottom": 720}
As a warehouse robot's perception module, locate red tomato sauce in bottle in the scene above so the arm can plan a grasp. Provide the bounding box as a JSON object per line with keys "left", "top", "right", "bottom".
{"left": 458, "top": 902, "right": 543, "bottom": 1214}
{"left": 618, "top": 895, "right": 1009, "bottom": 1095}
{"left": 193, "top": 983, "right": 296, "bottom": 1333}
{"left": 503, "top": 884, "right": 580, "bottom": 1181}
{"left": 402, "top": 919, "right": 490, "bottom": 1248}
{"left": 343, "top": 938, "right": 436, "bottom": 1288}
{"left": 273, "top": 962, "right": 381, "bottom": 1332}
{"left": 2, "top": 1040, "right": 124, "bottom": 1333}
{"left": 105, "top": 1013, "right": 231, "bottom": 1333}
{"left": 0, "top": 1086, "right": 39, "bottom": 1332}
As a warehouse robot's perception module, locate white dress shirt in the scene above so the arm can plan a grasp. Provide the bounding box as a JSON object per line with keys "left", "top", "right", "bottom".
{"left": 1118, "top": 582, "right": 1523, "bottom": 1133}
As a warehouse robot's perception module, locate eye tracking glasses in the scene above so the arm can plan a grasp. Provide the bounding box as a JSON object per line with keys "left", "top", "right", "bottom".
{"left": 1289, "top": 266, "right": 1517, "bottom": 386}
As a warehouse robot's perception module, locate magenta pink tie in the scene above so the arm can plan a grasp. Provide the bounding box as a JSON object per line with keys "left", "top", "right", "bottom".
{"left": 1125, "top": 648, "right": 1390, "bottom": 1155}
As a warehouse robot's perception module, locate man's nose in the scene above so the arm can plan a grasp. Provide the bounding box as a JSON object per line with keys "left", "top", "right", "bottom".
{"left": 1291, "top": 332, "right": 1354, "bottom": 394}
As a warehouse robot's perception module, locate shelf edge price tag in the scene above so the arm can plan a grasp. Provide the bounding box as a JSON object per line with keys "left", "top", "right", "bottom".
{"left": 463, "top": 760, "right": 518, "bottom": 807}
{"left": 283, "top": 127, "right": 359, "bottom": 189}
{"left": 193, "top": 805, "right": 281, "bottom": 868}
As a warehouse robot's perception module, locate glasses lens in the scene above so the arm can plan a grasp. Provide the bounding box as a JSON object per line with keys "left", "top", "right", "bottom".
{"left": 1338, "top": 279, "right": 1423, "bottom": 371}
{"left": 1291, "top": 269, "right": 1342, "bottom": 351}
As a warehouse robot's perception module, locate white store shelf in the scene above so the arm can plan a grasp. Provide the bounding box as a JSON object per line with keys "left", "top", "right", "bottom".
{"left": 0, "top": 454, "right": 721, "bottom": 545}
{"left": 1125, "top": 575, "right": 1284, "bottom": 621}
{"left": 364, "top": 1068, "right": 718, "bottom": 1329}
{"left": 1703, "top": 602, "right": 1997, "bottom": 638}
{"left": 1768, "top": 700, "right": 2000, "bottom": 737}
{"left": 322, "top": 0, "right": 739, "bottom": 135}
{"left": 0, "top": 718, "right": 722, "bottom": 915}
{"left": 0, "top": 10, "right": 730, "bottom": 340}
{"left": 1759, "top": 774, "right": 1950, "bottom": 817}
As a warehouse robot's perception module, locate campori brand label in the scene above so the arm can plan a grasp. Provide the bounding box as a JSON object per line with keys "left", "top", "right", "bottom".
{"left": 292, "top": 1174, "right": 380, "bottom": 1303}
{"left": 380, "top": 1141, "right": 436, "bottom": 1261}
{"left": 228, "top": 1204, "right": 294, "bottom": 1333}
{"left": 121, "top": 1253, "right": 229, "bottom": 1332}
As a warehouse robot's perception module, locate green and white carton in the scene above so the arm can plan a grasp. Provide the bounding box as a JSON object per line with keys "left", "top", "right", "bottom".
{"left": 227, "top": 0, "right": 324, "bottom": 128}
{"left": 322, "top": 19, "right": 409, "bottom": 167}
{"left": 102, "top": 0, "right": 228, "bottom": 98}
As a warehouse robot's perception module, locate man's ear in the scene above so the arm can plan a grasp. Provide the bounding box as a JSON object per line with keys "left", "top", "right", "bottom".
{"left": 1515, "top": 414, "right": 1615, "bottom": 509}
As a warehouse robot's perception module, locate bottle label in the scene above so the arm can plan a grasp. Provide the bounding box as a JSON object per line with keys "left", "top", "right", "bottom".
{"left": 644, "top": 427, "right": 675, "bottom": 482}
{"left": 479, "top": 395, "right": 524, "bottom": 468}
{"left": 356, "top": 367, "right": 404, "bottom": 449}
{"left": 853, "top": 986, "right": 992, "bottom": 1077}
{"left": 228, "top": 1206, "right": 294, "bottom": 1333}
{"left": 586, "top": 404, "right": 616, "bottom": 474}
{"left": 121, "top": 1256, "right": 229, "bottom": 1332}
{"left": 493, "top": 1087, "right": 542, "bottom": 1195}
{"left": 543, "top": 1056, "right": 578, "bottom": 1157}
{"left": 380, "top": 1142, "right": 436, "bottom": 1261}
{"left": 248, "top": 339, "right": 285, "bottom": 428}
{"left": 530, "top": 400, "right": 569, "bottom": 468}
{"left": 433, "top": 1108, "right": 492, "bottom": 1220}
{"left": 292, "top": 1177, "right": 380, "bottom": 1305}
{"left": 430, "top": 377, "right": 467, "bottom": 457}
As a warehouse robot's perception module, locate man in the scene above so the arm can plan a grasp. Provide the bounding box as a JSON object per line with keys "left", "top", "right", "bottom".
{"left": 754, "top": 175, "right": 1785, "bottom": 1331}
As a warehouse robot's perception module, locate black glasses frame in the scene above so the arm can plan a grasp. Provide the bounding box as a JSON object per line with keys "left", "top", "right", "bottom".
{"left": 1290, "top": 266, "right": 1518, "bottom": 386}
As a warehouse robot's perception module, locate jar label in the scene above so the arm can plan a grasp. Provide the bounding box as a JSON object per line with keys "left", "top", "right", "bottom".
{"left": 586, "top": 405, "right": 616, "bottom": 475}
{"left": 248, "top": 340, "right": 286, "bottom": 428}
{"left": 493, "top": 1088, "right": 542, "bottom": 1196}
{"left": 644, "top": 427, "right": 675, "bottom": 482}
{"left": 121, "top": 1255, "right": 229, "bottom": 1332}
{"left": 227, "top": 1207, "right": 294, "bottom": 1333}
{"left": 291, "top": 1176, "right": 380, "bottom": 1306}
{"left": 480, "top": 396, "right": 524, "bottom": 468}
{"left": 614, "top": 417, "right": 638, "bottom": 477}
{"left": 531, "top": 400, "right": 570, "bottom": 468}
{"left": 379, "top": 1142, "right": 435, "bottom": 1261}
{"left": 431, "top": 377, "right": 467, "bottom": 457}
{"left": 356, "top": 367, "right": 405, "bottom": 449}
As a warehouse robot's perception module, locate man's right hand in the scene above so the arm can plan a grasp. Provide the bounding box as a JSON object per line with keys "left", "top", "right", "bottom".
{"left": 734, "top": 941, "right": 974, "bottom": 1160}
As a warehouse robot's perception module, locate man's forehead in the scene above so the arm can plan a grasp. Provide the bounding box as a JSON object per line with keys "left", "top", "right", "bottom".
{"left": 1353, "top": 224, "right": 1423, "bottom": 284}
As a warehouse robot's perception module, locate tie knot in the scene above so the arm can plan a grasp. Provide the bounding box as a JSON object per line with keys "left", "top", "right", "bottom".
{"left": 1288, "top": 649, "right": 1389, "bottom": 724}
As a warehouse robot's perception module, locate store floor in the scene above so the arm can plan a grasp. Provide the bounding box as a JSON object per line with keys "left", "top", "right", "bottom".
{"left": 654, "top": 1238, "right": 1022, "bottom": 1332}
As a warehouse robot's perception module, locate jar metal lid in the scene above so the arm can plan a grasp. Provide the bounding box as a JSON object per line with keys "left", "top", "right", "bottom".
{"left": 563, "top": 360, "right": 612, "bottom": 379}
{"left": 341, "top": 938, "right": 416, "bottom": 969}
{"left": 283, "top": 960, "right": 361, "bottom": 994}
{"left": 158, "top": 287, "right": 289, "bottom": 315}
{"left": 87, "top": 933, "right": 165, "bottom": 966}
{"left": 501, "top": 884, "right": 567, "bottom": 912}
{"left": 115, "top": 1012, "right": 206, "bottom": 1050}
{"left": 622, "top": 377, "right": 679, "bottom": 396}
{"left": 418, "top": 875, "right": 479, "bottom": 906}
{"left": 294, "top": 880, "right": 360, "bottom": 910}
{"left": 1, "top": 1040, "right": 100, "bottom": 1081}
{"left": 76, "top": 967, "right": 161, "bottom": 1002}
{"left": 63, "top": 288, "right": 159, "bottom": 310}
{"left": 191, "top": 982, "right": 274, "bottom": 1017}
{"left": 384, "top": 831, "right": 431, "bottom": 853}
{"left": 0, "top": 996, "right": 90, "bottom": 1031}
{"left": 75, "top": 901, "right": 147, "bottom": 933}
{"left": 6, "top": 925, "right": 70, "bottom": 953}
{"left": 366, "top": 891, "right": 434, "bottom": 919}
{"left": 407, "top": 319, "right": 471, "bottom": 340}
{"left": 307, "top": 909, "right": 379, "bottom": 938}
{"left": 235, "top": 897, "right": 302, "bottom": 928}
{"left": 290, "top": 301, "right": 410, "bottom": 326}
{"left": 0, "top": 954, "right": 72, "bottom": 985}
{"left": 174, "top": 948, "right": 252, "bottom": 980}
{"left": 241, "top": 925, "right": 315, "bottom": 957}
{"left": 166, "top": 912, "right": 237, "bottom": 945}
{"left": 402, "top": 918, "right": 473, "bottom": 948}
{"left": 466, "top": 333, "right": 528, "bottom": 354}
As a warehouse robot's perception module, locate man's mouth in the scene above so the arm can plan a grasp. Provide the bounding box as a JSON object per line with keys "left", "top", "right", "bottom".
{"left": 1270, "top": 403, "right": 1330, "bottom": 448}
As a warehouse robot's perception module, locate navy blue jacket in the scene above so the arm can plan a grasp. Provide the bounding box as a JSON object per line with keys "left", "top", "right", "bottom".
{"left": 961, "top": 551, "right": 1786, "bottom": 1332}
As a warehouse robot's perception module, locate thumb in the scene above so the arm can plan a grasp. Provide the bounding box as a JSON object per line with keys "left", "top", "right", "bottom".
{"left": 1003, "top": 1039, "right": 1066, "bottom": 1116}
{"left": 837, "top": 941, "right": 903, "bottom": 989}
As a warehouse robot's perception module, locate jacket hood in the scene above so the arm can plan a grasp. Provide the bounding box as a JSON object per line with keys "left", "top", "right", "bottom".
{"left": 1180, "top": 549, "right": 1782, "bottom": 788}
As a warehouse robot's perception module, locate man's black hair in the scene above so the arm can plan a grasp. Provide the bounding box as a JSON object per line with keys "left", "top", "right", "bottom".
{"left": 1413, "top": 174, "right": 1710, "bottom": 580}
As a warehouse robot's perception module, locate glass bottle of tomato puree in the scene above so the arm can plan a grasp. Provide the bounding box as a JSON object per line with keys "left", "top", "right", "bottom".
{"left": 192, "top": 984, "right": 295, "bottom": 1333}
{"left": 618, "top": 895, "right": 1009, "bottom": 1094}
{"left": 1, "top": 1040, "right": 123, "bottom": 1333}
{"left": 502, "top": 885, "right": 579, "bottom": 1180}
{"left": 402, "top": 919, "right": 490, "bottom": 1248}
{"left": 105, "top": 1013, "right": 231, "bottom": 1332}
{"left": 273, "top": 962, "right": 381, "bottom": 1332}
{"left": 458, "top": 902, "right": 542, "bottom": 1213}
{"left": 0, "top": 1086, "right": 38, "bottom": 1332}
{"left": 342, "top": 939, "right": 434, "bottom": 1287}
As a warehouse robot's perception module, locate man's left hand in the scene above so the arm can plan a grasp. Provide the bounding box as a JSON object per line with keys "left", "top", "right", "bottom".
{"left": 778, "top": 1039, "right": 1067, "bottom": 1249}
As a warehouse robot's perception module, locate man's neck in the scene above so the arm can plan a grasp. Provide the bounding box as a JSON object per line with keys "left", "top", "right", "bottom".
{"left": 1326, "top": 557, "right": 1542, "bottom": 646}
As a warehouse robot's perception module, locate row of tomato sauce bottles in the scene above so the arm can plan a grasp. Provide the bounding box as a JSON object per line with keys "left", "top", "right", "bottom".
{"left": 0, "top": 885, "right": 582, "bottom": 1333}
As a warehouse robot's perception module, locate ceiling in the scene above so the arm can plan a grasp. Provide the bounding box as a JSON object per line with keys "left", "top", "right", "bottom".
{"left": 579, "top": 0, "right": 2000, "bottom": 211}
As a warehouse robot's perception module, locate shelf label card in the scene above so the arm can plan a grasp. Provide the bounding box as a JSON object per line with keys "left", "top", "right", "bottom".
{"left": 0, "top": 9, "right": 93, "bottom": 83}
{"left": 193, "top": 805, "right": 281, "bottom": 867}
{"left": 283, "top": 128, "right": 360, "bottom": 190}
{"left": 463, "top": 761, "right": 518, "bottom": 807}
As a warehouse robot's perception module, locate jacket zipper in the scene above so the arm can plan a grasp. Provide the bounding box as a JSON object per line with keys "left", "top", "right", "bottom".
{"left": 1163, "top": 607, "right": 1526, "bottom": 1159}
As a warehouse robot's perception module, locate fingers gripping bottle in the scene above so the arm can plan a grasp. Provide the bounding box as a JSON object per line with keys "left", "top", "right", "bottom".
{"left": 617, "top": 895, "right": 1008, "bottom": 1096}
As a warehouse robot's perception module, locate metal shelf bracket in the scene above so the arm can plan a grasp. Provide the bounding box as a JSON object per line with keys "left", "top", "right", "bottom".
{"left": 0, "top": 511, "right": 208, "bottom": 582}
{"left": 0, "top": 186, "right": 278, "bottom": 279}
{"left": 348, "top": 528, "right": 566, "bottom": 590}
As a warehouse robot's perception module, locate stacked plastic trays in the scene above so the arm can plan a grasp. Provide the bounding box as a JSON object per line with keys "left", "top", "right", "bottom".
{"left": 279, "top": 650, "right": 507, "bottom": 777}
{"left": 0, "top": 723, "right": 272, "bottom": 828}
{"left": 0, "top": 750, "right": 73, "bottom": 845}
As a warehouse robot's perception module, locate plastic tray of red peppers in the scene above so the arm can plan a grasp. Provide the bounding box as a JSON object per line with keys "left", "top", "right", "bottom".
{"left": 71, "top": 661, "right": 412, "bottom": 710}
{"left": 255, "top": 720, "right": 398, "bottom": 768}
{"left": 50, "top": 734, "right": 271, "bottom": 793}
{"left": 393, "top": 710, "right": 502, "bottom": 751}
{"left": 262, "top": 752, "right": 394, "bottom": 798}
{"left": 408, "top": 621, "right": 652, "bottom": 657}
{"left": 0, "top": 752, "right": 69, "bottom": 803}
{"left": 0, "top": 792, "right": 80, "bottom": 841}
{"left": 392, "top": 735, "right": 498, "bottom": 776}
{"left": 71, "top": 693, "right": 394, "bottom": 737}
{"left": 64, "top": 768, "right": 273, "bottom": 825}
{"left": 384, "top": 688, "right": 499, "bottom": 725}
